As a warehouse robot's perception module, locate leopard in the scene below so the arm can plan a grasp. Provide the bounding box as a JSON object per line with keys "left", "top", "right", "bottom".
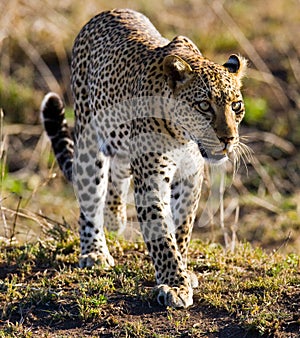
{"left": 41, "top": 8, "right": 247, "bottom": 308}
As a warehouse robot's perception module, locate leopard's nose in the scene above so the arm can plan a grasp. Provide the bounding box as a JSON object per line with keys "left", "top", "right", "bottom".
{"left": 218, "top": 136, "right": 235, "bottom": 154}
{"left": 218, "top": 136, "right": 234, "bottom": 144}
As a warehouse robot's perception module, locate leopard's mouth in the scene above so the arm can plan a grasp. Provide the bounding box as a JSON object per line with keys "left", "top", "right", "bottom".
{"left": 197, "top": 142, "right": 228, "bottom": 164}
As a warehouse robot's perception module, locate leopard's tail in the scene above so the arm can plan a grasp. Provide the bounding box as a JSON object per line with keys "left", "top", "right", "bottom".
{"left": 40, "top": 92, "right": 73, "bottom": 182}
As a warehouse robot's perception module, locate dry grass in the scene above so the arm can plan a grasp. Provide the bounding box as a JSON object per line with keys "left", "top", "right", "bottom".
{"left": 1, "top": 0, "right": 299, "bottom": 105}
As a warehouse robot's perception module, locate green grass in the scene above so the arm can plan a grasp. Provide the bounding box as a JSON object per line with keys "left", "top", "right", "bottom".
{"left": 0, "top": 227, "right": 299, "bottom": 337}
{"left": 191, "top": 242, "right": 300, "bottom": 335}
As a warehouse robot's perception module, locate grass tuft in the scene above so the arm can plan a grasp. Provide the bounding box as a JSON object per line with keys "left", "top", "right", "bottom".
{"left": 0, "top": 231, "right": 299, "bottom": 337}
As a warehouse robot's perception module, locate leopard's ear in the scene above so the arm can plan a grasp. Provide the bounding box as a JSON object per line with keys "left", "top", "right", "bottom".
{"left": 163, "top": 55, "right": 194, "bottom": 91}
{"left": 223, "top": 54, "right": 247, "bottom": 81}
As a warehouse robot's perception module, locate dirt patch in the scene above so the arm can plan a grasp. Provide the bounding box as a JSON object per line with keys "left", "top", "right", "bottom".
{"left": 9, "top": 296, "right": 258, "bottom": 338}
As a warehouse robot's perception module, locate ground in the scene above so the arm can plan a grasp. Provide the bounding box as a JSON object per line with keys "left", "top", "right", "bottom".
{"left": 0, "top": 229, "right": 299, "bottom": 337}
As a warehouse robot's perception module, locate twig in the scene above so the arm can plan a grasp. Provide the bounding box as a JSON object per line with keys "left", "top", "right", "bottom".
{"left": 13, "top": 31, "right": 61, "bottom": 93}
{"left": 10, "top": 195, "right": 22, "bottom": 245}
{"left": 246, "top": 195, "right": 280, "bottom": 214}
{"left": 24, "top": 133, "right": 49, "bottom": 174}
{"left": 36, "top": 212, "right": 69, "bottom": 229}
{"left": 231, "top": 205, "right": 240, "bottom": 253}
{"left": 244, "top": 131, "right": 296, "bottom": 154}
{"left": 0, "top": 108, "right": 9, "bottom": 238}
{"left": 250, "top": 156, "right": 281, "bottom": 201}
{"left": 224, "top": 197, "right": 239, "bottom": 220}
{"left": 272, "top": 231, "right": 292, "bottom": 255}
{"left": 1, "top": 205, "right": 54, "bottom": 230}
{"left": 219, "top": 169, "right": 229, "bottom": 248}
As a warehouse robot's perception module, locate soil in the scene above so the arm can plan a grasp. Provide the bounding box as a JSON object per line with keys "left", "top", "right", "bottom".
{"left": 27, "top": 301, "right": 258, "bottom": 338}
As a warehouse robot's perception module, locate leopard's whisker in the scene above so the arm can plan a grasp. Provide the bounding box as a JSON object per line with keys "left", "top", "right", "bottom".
{"left": 240, "top": 150, "right": 249, "bottom": 176}
{"left": 239, "top": 135, "right": 252, "bottom": 142}
{"left": 232, "top": 148, "right": 241, "bottom": 177}
{"left": 233, "top": 142, "right": 253, "bottom": 176}
{"left": 238, "top": 142, "right": 254, "bottom": 163}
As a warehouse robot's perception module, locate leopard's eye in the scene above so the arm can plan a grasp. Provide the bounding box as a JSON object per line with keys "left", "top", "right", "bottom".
{"left": 231, "top": 101, "right": 243, "bottom": 112}
{"left": 197, "top": 100, "right": 211, "bottom": 112}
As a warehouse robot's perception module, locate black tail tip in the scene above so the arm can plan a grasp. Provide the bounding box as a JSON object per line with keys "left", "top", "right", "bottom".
{"left": 40, "top": 92, "right": 64, "bottom": 120}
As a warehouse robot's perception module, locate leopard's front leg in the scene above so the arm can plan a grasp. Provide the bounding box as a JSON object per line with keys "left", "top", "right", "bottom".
{"left": 150, "top": 235, "right": 194, "bottom": 308}
{"left": 170, "top": 149, "right": 204, "bottom": 289}
{"left": 132, "top": 153, "right": 194, "bottom": 308}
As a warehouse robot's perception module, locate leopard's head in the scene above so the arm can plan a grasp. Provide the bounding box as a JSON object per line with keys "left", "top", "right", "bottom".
{"left": 163, "top": 53, "right": 249, "bottom": 164}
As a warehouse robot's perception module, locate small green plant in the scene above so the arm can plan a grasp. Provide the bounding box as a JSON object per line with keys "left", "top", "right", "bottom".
{"left": 244, "top": 96, "right": 268, "bottom": 125}
{"left": 77, "top": 291, "right": 107, "bottom": 321}
{"left": 0, "top": 321, "right": 33, "bottom": 338}
{"left": 122, "top": 321, "right": 156, "bottom": 338}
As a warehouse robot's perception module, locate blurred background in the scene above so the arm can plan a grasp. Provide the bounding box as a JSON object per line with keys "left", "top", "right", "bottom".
{"left": 0, "top": 0, "right": 299, "bottom": 253}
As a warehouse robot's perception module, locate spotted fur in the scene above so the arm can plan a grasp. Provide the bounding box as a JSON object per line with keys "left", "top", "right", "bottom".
{"left": 41, "top": 9, "right": 247, "bottom": 308}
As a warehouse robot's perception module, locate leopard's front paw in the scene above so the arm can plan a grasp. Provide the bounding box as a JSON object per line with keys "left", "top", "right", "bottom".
{"left": 156, "top": 284, "right": 193, "bottom": 308}
{"left": 79, "top": 252, "right": 115, "bottom": 268}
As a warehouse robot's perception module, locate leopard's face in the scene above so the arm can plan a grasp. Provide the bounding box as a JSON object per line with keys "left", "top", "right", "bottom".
{"left": 163, "top": 54, "right": 247, "bottom": 163}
